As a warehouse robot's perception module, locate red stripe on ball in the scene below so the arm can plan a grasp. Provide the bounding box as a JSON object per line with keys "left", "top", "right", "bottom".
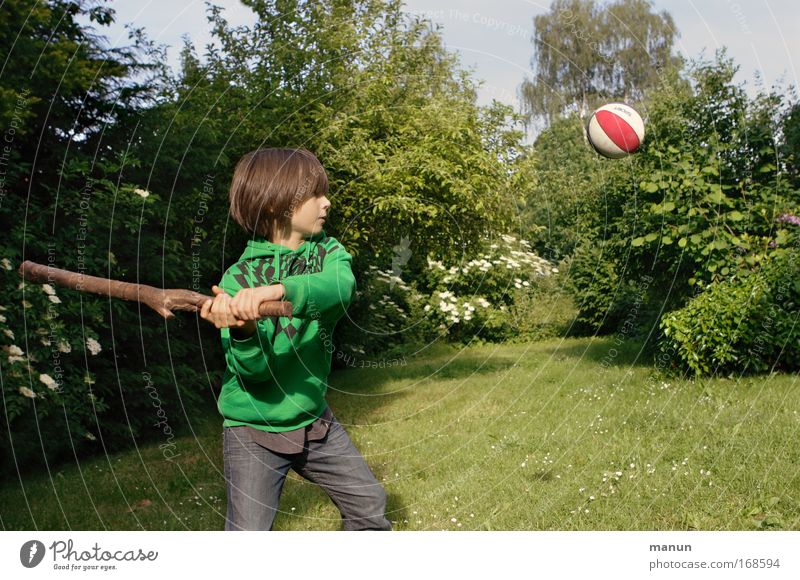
{"left": 595, "top": 110, "right": 640, "bottom": 152}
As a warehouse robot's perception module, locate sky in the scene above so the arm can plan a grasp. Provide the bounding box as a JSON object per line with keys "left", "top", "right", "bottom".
{"left": 90, "top": 0, "right": 799, "bottom": 134}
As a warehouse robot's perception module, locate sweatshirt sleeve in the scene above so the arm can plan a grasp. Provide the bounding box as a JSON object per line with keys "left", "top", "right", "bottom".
{"left": 280, "top": 242, "right": 356, "bottom": 325}
{"left": 218, "top": 268, "right": 275, "bottom": 385}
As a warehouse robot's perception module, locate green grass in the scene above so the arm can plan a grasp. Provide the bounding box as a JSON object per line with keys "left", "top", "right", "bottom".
{"left": 2, "top": 336, "right": 799, "bottom": 531}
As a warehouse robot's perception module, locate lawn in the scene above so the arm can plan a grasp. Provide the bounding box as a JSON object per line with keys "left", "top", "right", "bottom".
{"left": 2, "top": 336, "right": 798, "bottom": 531}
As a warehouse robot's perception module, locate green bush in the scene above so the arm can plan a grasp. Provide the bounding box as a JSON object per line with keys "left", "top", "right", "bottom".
{"left": 660, "top": 244, "right": 800, "bottom": 375}
{"left": 562, "top": 54, "right": 799, "bottom": 338}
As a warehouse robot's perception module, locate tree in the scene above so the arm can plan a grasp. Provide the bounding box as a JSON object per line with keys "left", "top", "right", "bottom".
{"left": 0, "top": 0, "right": 197, "bottom": 475}
{"left": 129, "top": 0, "right": 522, "bottom": 276}
{"left": 519, "top": 0, "right": 680, "bottom": 127}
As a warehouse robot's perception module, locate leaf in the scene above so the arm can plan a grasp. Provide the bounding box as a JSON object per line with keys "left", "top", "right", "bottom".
{"left": 662, "top": 236, "right": 673, "bottom": 245}
{"left": 644, "top": 232, "right": 658, "bottom": 242}
{"left": 678, "top": 237, "right": 687, "bottom": 248}
{"left": 704, "top": 187, "right": 726, "bottom": 204}
{"left": 631, "top": 237, "right": 645, "bottom": 247}
{"left": 728, "top": 210, "right": 744, "bottom": 221}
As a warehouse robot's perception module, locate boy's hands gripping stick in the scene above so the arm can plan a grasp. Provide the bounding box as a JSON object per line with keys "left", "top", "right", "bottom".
{"left": 200, "top": 284, "right": 289, "bottom": 329}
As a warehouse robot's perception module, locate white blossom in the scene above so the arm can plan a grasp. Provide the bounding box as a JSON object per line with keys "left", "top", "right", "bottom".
{"left": 48, "top": 295, "right": 61, "bottom": 304}
{"left": 134, "top": 188, "right": 150, "bottom": 198}
{"left": 41, "top": 284, "right": 56, "bottom": 295}
{"left": 0, "top": 314, "right": 6, "bottom": 323}
{"left": 39, "top": 373, "right": 58, "bottom": 390}
{"left": 86, "top": 337, "right": 102, "bottom": 355}
{"left": 19, "top": 386, "right": 36, "bottom": 399}
{"left": 5, "top": 345, "right": 23, "bottom": 357}
{"left": 57, "top": 341, "right": 71, "bottom": 353}
{"left": 0, "top": 258, "right": 11, "bottom": 270}
{"left": 4, "top": 328, "right": 14, "bottom": 340}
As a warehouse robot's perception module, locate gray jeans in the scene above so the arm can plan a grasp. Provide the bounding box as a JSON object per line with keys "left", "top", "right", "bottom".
{"left": 223, "top": 415, "right": 392, "bottom": 531}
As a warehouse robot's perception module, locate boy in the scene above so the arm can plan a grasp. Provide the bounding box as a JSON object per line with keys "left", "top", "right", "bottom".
{"left": 200, "top": 148, "right": 391, "bottom": 531}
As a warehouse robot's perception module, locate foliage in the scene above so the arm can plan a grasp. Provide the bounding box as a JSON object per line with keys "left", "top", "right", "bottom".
{"left": 130, "top": 0, "right": 522, "bottom": 274}
{"left": 0, "top": 0, "right": 203, "bottom": 475}
{"left": 515, "top": 114, "right": 604, "bottom": 261}
{"left": 564, "top": 53, "right": 800, "bottom": 339}
{"left": 660, "top": 242, "right": 800, "bottom": 375}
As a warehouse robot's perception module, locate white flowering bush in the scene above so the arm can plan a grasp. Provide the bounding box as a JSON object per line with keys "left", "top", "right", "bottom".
{"left": 418, "top": 234, "right": 566, "bottom": 343}
{"left": 0, "top": 274, "right": 111, "bottom": 470}
{"left": 336, "top": 264, "right": 430, "bottom": 363}
{"left": 337, "top": 234, "right": 572, "bottom": 360}
{"left": 0, "top": 170, "right": 206, "bottom": 473}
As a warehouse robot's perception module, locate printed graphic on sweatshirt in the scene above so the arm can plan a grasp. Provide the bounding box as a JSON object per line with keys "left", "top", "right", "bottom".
{"left": 227, "top": 239, "right": 342, "bottom": 341}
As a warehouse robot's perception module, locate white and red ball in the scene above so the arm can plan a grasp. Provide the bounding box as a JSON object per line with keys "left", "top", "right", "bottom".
{"left": 586, "top": 103, "right": 645, "bottom": 159}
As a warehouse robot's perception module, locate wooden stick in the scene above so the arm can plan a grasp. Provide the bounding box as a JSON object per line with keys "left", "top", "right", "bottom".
{"left": 18, "top": 261, "right": 292, "bottom": 320}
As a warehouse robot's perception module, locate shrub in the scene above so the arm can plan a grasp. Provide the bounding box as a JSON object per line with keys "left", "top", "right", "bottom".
{"left": 660, "top": 244, "right": 800, "bottom": 375}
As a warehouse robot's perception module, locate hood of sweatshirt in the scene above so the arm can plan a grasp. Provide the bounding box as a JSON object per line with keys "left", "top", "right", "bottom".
{"left": 237, "top": 228, "right": 328, "bottom": 277}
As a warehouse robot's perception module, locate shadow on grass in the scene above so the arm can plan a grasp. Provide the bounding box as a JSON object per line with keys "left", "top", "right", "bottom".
{"left": 0, "top": 339, "right": 544, "bottom": 530}
{"left": 543, "top": 334, "right": 656, "bottom": 369}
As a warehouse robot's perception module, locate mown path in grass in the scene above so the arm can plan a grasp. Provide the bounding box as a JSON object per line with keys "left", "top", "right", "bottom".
{"left": 2, "top": 336, "right": 798, "bottom": 531}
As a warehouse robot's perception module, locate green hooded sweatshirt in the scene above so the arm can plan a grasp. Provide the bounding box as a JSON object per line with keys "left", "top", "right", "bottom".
{"left": 216, "top": 229, "right": 355, "bottom": 432}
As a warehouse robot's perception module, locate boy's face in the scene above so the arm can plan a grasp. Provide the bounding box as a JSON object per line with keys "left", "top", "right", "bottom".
{"left": 291, "top": 193, "right": 331, "bottom": 237}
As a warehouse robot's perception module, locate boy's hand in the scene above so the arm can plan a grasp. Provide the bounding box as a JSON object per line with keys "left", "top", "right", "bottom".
{"left": 200, "top": 285, "right": 248, "bottom": 329}
{"left": 229, "top": 283, "right": 285, "bottom": 321}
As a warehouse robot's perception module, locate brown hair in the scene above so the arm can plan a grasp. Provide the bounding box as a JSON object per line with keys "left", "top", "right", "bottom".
{"left": 228, "top": 148, "right": 329, "bottom": 239}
